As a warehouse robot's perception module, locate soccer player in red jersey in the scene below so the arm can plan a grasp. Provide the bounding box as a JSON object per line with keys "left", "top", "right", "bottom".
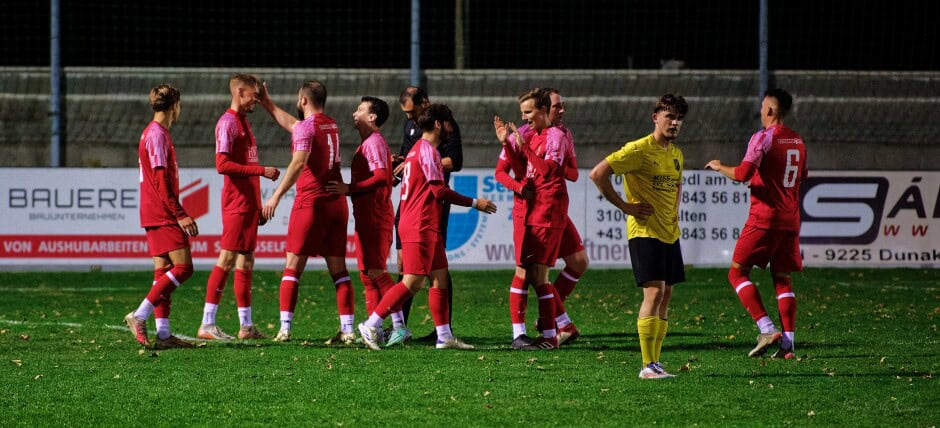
{"left": 494, "top": 88, "right": 586, "bottom": 348}
{"left": 357, "top": 104, "right": 497, "bottom": 351}
{"left": 259, "top": 80, "right": 354, "bottom": 343}
{"left": 325, "top": 96, "right": 402, "bottom": 346}
{"left": 124, "top": 84, "right": 198, "bottom": 350}
{"left": 494, "top": 88, "right": 571, "bottom": 350}
{"left": 705, "top": 88, "right": 806, "bottom": 359}
{"left": 197, "top": 74, "right": 280, "bottom": 341}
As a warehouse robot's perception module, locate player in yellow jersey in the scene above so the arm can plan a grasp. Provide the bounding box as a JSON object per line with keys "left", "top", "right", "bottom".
{"left": 590, "top": 94, "right": 688, "bottom": 379}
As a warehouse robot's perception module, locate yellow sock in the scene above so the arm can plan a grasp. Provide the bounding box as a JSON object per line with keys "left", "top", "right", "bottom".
{"left": 653, "top": 318, "right": 668, "bottom": 363}
{"left": 637, "top": 316, "right": 657, "bottom": 366}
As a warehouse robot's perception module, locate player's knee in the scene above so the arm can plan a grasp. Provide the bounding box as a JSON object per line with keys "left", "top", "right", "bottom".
{"left": 567, "top": 251, "right": 589, "bottom": 273}
{"left": 171, "top": 264, "right": 194, "bottom": 284}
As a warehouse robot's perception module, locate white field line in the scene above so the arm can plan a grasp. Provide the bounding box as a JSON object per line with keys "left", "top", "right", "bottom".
{"left": 0, "top": 318, "right": 203, "bottom": 342}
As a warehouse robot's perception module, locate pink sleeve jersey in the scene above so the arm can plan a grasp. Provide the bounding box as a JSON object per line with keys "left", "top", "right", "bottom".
{"left": 292, "top": 113, "right": 343, "bottom": 206}
{"left": 216, "top": 109, "right": 261, "bottom": 213}
{"left": 741, "top": 124, "right": 807, "bottom": 231}
{"left": 398, "top": 139, "right": 445, "bottom": 243}
{"left": 525, "top": 126, "right": 569, "bottom": 228}
{"left": 350, "top": 131, "right": 394, "bottom": 228}
{"left": 138, "top": 121, "right": 181, "bottom": 227}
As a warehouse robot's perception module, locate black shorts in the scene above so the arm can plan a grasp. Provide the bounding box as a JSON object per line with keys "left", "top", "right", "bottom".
{"left": 628, "top": 237, "right": 685, "bottom": 286}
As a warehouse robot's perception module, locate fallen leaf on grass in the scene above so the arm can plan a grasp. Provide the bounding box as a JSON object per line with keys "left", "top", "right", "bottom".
{"left": 680, "top": 363, "right": 691, "bottom": 372}
{"left": 478, "top": 355, "right": 486, "bottom": 361}
{"left": 483, "top": 391, "right": 491, "bottom": 397}
{"left": 34, "top": 374, "right": 43, "bottom": 380}
{"left": 20, "top": 335, "right": 30, "bottom": 341}
{"left": 807, "top": 410, "right": 816, "bottom": 417}
{"left": 11, "top": 360, "right": 22, "bottom": 367}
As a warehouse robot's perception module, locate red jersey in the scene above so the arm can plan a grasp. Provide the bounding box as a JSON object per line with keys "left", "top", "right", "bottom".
{"left": 292, "top": 113, "right": 343, "bottom": 207}
{"left": 350, "top": 131, "right": 394, "bottom": 229}
{"left": 215, "top": 109, "right": 263, "bottom": 213}
{"left": 524, "top": 126, "right": 569, "bottom": 228}
{"left": 138, "top": 121, "right": 186, "bottom": 227}
{"left": 398, "top": 139, "right": 445, "bottom": 243}
{"left": 739, "top": 124, "right": 807, "bottom": 231}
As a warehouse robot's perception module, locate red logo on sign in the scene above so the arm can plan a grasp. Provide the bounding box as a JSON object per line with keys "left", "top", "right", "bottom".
{"left": 180, "top": 179, "right": 210, "bottom": 220}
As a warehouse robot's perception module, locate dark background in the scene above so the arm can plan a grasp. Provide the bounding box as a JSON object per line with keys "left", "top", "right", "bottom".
{"left": 3, "top": 0, "right": 938, "bottom": 70}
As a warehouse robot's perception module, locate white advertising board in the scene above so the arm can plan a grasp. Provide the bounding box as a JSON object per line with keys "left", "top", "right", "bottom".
{"left": 1, "top": 168, "right": 937, "bottom": 269}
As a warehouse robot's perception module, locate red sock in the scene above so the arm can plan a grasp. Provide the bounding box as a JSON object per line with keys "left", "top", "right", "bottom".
{"left": 153, "top": 266, "right": 172, "bottom": 318}
{"left": 774, "top": 276, "right": 797, "bottom": 332}
{"left": 729, "top": 266, "right": 767, "bottom": 321}
{"left": 279, "top": 268, "right": 300, "bottom": 313}
{"left": 204, "top": 265, "right": 228, "bottom": 305}
{"left": 553, "top": 266, "right": 581, "bottom": 302}
{"left": 374, "top": 274, "right": 401, "bottom": 311}
{"left": 509, "top": 275, "right": 528, "bottom": 324}
{"left": 234, "top": 269, "right": 251, "bottom": 308}
{"left": 146, "top": 264, "right": 193, "bottom": 306}
{"left": 374, "top": 283, "right": 411, "bottom": 319}
{"left": 535, "top": 283, "right": 558, "bottom": 333}
{"left": 553, "top": 293, "right": 568, "bottom": 321}
{"left": 429, "top": 287, "right": 451, "bottom": 326}
{"left": 332, "top": 270, "right": 354, "bottom": 316}
{"left": 361, "top": 272, "right": 380, "bottom": 315}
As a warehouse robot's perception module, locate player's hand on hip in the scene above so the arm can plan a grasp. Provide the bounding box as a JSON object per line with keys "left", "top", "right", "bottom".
{"left": 704, "top": 160, "right": 722, "bottom": 171}
{"left": 624, "top": 202, "right": 653, "bottom": 220}
{"left": 178, "top": 216, "right": 199, "bottom": 237}
{"left": 326, "top": 180, "right": 349, "bottom": 195}
{"left": 475, "top": 197, "right": 498, "bottom": 214}
{"left": 262, "top": 197, "right": 279, "bottom": 220}
{"left": 263, "top": 166, "right": 280, "bottom": 181}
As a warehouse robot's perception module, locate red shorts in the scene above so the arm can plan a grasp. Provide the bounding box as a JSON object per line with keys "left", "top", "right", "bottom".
{"left": 401, "top": 238, "right": 448, "bottom": 276}
{"left": 520, "top": 225, "right": 563, "bottom": 267}
{"left": 733, "top": 224, "right": 802, "bottom": 272}
{"left": 356, "top": 225, "right": 392, "bottom": 271}
{"left": 556, "top": 216, "right": 585, "bottom": 259}
{"left": 144, "top": 224, "right": 189, "bottom": 257}
{"left": 220, "top": 210, "right": 259, "bottom": 252}
{"left": 286, "top": 197, "right": 349, "bottom": 257}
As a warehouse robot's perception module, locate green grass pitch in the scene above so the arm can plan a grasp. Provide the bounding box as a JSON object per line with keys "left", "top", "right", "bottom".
{"left": 1, "top": 268, "right": 937, "bottom": 426}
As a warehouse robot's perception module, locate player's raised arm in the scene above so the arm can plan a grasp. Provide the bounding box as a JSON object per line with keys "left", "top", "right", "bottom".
{"left": 258, "top": 82, "right": 299, "bottom": 133}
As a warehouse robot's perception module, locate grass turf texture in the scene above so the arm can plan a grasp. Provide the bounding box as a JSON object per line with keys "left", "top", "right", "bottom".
{"left": 0, "top": 268, "right": 937, "bottom": 426}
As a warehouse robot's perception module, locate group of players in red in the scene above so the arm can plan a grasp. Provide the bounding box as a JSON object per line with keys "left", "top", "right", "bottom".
{"left": 125, "top": 76, "right": 806, "bottom": 379}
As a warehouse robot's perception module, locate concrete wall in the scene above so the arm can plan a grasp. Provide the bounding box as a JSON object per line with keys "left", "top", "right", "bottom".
{"left": 2, "top": 68, "right": 938, "bottom": 170}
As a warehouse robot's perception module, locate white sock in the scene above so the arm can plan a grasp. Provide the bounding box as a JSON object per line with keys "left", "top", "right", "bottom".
{"left": 436, "top": 324, "right": 454, "bottom": 341}
{"left": 391, "top": 311, "right": 405, "bottom": 329}
{"left": 133, "top": 299, "right": 155, "bottom": 321}
{"left": 279, "top": 311, "right": 293, "bottom": 331}
{"left": 542, "top": 328, "right": 557, "bottom": 339}
{"left": 555, "top": 312, "right": 572, "bottom": 328}
{"left": 756, "top": 316, "right": 777, "bottom": 334}
{"left": 340, "top": 314, "right": 355, "bottom": 333}
{"left": 155, "top": 318, "right": 170, "bottom": 340}
{"left": 365, "top": 313, "right": 384, "bottom": 329}
{"left": 512, "top": 323, "right": 527, "bottom": 339}
{"left": 202, "top": 303, "right": 218, "bottom": 325}
{"left": 238, "top": 307, "right": 252, "bottom": 327}
{"left": 782, "top": 331, "right": 795, "bottom": 349}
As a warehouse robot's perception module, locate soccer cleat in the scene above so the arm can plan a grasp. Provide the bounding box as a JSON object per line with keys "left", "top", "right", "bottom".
{"left": 385, "top": 327, "right": 412, "bottom": 347}
{"left": 124, "top": 312, "right": 150, "bottom": 348}
{"left": 357, "top": 323, "right": 382, "bottom": 351}
{"left": 511, "top": 334, "right": 536, "bottom": 349}
{"left": 558, "top": 323, "right": 581, "bottom": 346}
{"left": 771, "top": 346, "right": 796, "bottom": 360}
{"left": 520, "top": 335, "right": 558, "bottom": 351}
{"left": 652, "top": 362, "right": 677, "bottom": 378}
{"left": 238, "top": 325, "right": 266, "bottom": 340}
{"left": 272, "top": 329, "right": 291, "bottom": 342}
{"left": 153, "top": 335, "right": 195, "bottom": 350}
{"left": 413, "top": 331, "right": 438, "bottom": 344}
{"left": 748, "top": 332, "right": 783, "bottom": 357}
{"left": 638, "top": 363, "right": 674, "bottom": 380}
{"left": 325, "top": 331, "right": 357, "bottom": 346}
{"left": 197, "top": 324, "right": 235, "bottom": 341}
{"left": 435, "top": 337, "right": 475, "bottom": 350}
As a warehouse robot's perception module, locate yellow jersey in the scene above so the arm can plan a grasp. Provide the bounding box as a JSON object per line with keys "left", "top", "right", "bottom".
{"left": 605, "top": 134, "right": 683, "bottom": 243}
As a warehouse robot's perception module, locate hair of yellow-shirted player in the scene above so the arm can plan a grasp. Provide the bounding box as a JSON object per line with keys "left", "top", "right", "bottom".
{"left": 654, "top": 93, "right": 689, "bottom": 116}
{"left": 149, "top": 84, "right": 180, "bottom": 112}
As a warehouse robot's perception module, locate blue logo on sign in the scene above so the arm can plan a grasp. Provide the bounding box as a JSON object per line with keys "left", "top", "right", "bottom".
{"left": 447, "top": 175, "right": 480, "bottom": 249}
